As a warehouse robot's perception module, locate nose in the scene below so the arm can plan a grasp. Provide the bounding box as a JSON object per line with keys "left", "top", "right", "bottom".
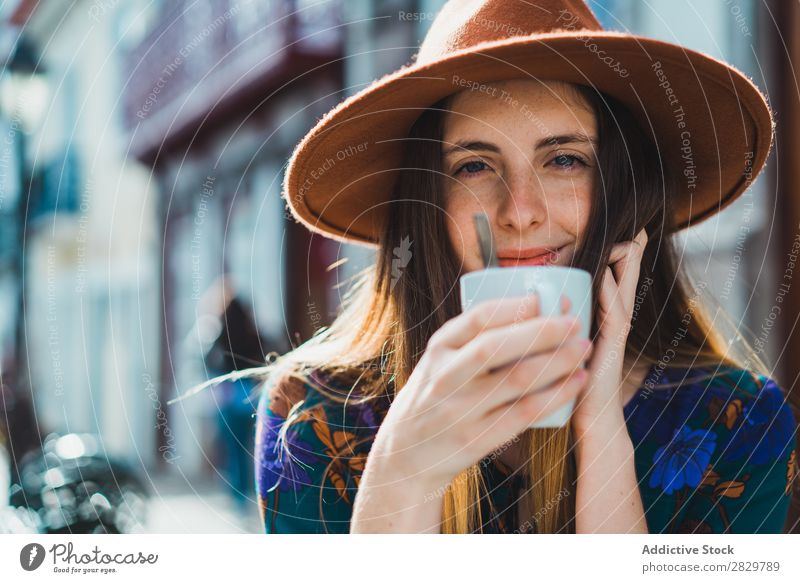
{"left": 495, "top": 166, "right": 548, "bottom": 232}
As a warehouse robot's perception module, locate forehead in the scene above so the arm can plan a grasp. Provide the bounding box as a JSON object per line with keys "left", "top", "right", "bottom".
{"left": 442, "top": 79, "right": 596, "bottom": 137}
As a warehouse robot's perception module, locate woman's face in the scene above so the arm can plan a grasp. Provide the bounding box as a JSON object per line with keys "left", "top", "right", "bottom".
{"left": 441, "top": 79, "right": 597, "bottom": 273}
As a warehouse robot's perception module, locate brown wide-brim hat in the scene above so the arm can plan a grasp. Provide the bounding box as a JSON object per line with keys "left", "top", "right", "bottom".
{"left": 283, "top": 0, "right": 774, "bottom": 248}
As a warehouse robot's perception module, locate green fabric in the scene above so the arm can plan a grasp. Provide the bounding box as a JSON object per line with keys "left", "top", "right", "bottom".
{"left": 255, "top": 365, "right": 797, "bottom": 533}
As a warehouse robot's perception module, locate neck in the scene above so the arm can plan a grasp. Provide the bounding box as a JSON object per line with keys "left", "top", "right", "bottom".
{"left": 621, "top": 359, "right": 652, "bottom": 406}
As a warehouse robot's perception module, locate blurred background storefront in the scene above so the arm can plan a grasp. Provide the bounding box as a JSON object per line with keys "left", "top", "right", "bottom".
{"left": 0, "top": 0, "right": 798, "bottom": 532}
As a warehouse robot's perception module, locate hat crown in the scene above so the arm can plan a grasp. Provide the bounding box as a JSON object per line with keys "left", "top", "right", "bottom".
{"left": 416, "top": 0, "right": 603, "bottom": 64}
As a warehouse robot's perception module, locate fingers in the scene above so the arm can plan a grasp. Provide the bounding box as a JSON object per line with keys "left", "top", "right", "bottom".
{"left": 477, "top": 337, "right": 592, "bottom": 411}
{"left": 605, "top": 228, "right": 648, "bottom": 316}
{"left": 608, "top": 228, "right": 648, "bottom": 267}
{"left": 441, "top": 313, "right": 582, "bottom": 389}
{"left": 560, "top": 293, "right": 571, "bottom": 314}
{"left": 598, "top": 266, "right": 619, "bottom": 316}
{"left": 634, "top": 227, "right": 649, "bottom": 247}
{"left": 481, "top": 368, "right": 586, "bottom": 437}
{"left": 431, "top": 294, "right": 541, "bottom": 350}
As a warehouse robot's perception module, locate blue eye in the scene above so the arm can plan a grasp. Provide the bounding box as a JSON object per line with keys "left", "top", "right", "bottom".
{"left": 551, "top": 154, "right": 586, "bottom": 170}
{"left": 455, "top": 155, "right": 587, "bottom": 177}
{"left": 454, "top": 160, "right": 489, "bottom": 176}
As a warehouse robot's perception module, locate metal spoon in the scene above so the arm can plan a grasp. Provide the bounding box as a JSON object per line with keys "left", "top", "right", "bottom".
{"left": 473, "top": 212, "right": 499, "bottom": 268}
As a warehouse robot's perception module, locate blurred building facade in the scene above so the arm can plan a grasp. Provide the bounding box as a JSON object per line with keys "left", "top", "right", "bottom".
{"left": 3, "top": 0, "right": 163, "bottom": 473}
{"left": 119, "top": 0, "right": 344, "bottom": 476}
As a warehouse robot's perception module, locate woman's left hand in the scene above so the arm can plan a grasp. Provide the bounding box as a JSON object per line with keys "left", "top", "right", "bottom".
{"left": 570, "top": 228, "right": 649, "bottom": 436}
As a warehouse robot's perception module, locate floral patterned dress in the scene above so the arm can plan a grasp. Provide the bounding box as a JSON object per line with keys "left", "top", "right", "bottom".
{"left": 254, "top": 364, "right": 798, "bottom": 533}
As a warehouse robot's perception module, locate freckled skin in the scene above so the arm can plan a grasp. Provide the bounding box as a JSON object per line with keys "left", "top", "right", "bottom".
{"left": 441, "top": 79, "right": 597, "bottom": 273}
{"left": 441, "top": 80, "right": 651, "bottom": 474}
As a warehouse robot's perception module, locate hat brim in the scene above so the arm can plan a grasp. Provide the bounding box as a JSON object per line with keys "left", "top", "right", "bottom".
{"left": 284, "top": 30, "right": 774, "bottom": 248}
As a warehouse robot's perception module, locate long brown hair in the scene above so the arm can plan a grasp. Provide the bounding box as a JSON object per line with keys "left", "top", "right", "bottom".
{"left": 205, "top": 80, "right": 769, "bottom": 533}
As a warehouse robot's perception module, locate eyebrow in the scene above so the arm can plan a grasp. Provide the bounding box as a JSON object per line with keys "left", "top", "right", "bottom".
{"left": 442, "top": 133, "right": 598, "bottom": 157}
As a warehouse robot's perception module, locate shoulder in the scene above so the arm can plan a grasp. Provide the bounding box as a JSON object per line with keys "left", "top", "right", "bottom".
{"left": 638, "top": 365, "right": 797, "bottom": 511}
{"left": 255, "top": 364, "right": 384, "bottom": 533}
{"left": 254, "top": 363, "right": 389, "bottom": 492}
{"left": 642, "top": 364, "right": 789, "bottom": 410}
{"left": 678, "top": 367, "right": 797, "bottom": 533}
{"left": 256, "top": 363, "right": 389, "bottom": 438}
{"left": 666, "top": 364, "right": 796, "bottom": 466}
{"left": 676, "top": 365, "right": 795, "bottom": 442}
{"left": 629, "top": 364, "right": 796, "bottom": 455}
{"left": 254, "top": 364, "right": 385, "bottom": 503}
{"left": 702, "top": 366, "right": 796, "bottom": 468}
{"left": 256, "top": 365, "right": 310, "bottom": 419}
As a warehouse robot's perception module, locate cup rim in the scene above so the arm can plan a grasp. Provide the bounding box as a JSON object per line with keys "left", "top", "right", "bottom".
{"left": 460, "top": 265, "right": 592, "bottom": 281}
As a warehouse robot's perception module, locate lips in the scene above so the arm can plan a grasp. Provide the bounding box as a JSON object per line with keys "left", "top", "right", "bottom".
{"left": 497, "top": 247, "right": 561, "bottom": 267}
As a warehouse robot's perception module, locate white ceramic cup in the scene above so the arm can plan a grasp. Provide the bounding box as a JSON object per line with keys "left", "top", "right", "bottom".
{"left": 459, "top": 265, "right": 592, "bottom": 428}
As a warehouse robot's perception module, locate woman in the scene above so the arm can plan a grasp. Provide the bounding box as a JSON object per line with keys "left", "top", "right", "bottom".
{"left": 252, "top": 0, "right": 798, "bottom": 533}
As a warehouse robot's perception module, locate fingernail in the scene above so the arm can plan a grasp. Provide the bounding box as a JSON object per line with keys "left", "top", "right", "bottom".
{"left": 565, "top": 317, "right": 580, "bottom": 334}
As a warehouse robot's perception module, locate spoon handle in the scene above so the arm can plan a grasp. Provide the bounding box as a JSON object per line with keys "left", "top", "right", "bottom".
{"left": 473, "top": 213, "right": 499, "bottom": 268}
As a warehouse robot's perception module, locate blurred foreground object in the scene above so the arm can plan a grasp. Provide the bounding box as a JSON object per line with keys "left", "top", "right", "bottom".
{"left": 8, "top": 433, "right": 149, "bottom": 533}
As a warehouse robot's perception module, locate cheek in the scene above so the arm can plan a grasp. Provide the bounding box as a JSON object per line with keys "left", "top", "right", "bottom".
{"left": 577, "top": 193, "right": 592, "bottom": 232}
{"left": 557, "top": 183, "right": 593, "bottom": 238}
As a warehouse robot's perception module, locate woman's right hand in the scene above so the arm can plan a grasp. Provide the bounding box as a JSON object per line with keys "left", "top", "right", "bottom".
{"left": 366, "top": 293, "right": 592, "bottom": 492}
